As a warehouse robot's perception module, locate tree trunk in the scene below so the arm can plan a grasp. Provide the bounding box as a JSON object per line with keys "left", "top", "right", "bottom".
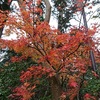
{"left": 43, "top": 0, "right": 51, "bottom": 23}
{"left": 49, "top": 76, "right": 62, "bottom": 100}
{"left": 0, "top": 27, "right": 3, "bottom": 38}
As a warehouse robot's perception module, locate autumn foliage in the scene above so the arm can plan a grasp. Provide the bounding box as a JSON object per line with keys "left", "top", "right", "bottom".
{"left": 0, "top": 0, "right": 100, "bottom": 100}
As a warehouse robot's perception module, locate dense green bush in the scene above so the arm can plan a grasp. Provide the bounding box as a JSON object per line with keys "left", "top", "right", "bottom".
{"left": 0, "top": 58, "right": 36, "bottom": 100}
{"left": 80, "top": 66, "right": 100, "bottom": 99}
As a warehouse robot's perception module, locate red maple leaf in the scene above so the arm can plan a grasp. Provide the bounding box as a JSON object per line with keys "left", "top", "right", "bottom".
{"left": 69, "top": 81, "right": 78, "bottom": 88}
{"left": 84, "top": 93, "right": 91, "bottom": 98}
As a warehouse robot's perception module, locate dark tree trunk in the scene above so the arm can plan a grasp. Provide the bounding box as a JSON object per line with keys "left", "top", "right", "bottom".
{"left": 0, "top": 27, "right": 3, "bottom": 38}
{"left": 49, "top": 76, "right": 62, "bottom": 100}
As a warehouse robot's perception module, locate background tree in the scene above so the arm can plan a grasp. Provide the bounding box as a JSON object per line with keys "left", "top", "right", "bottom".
{"left": 51, "top": 0, "right": 75, "bottom": 33}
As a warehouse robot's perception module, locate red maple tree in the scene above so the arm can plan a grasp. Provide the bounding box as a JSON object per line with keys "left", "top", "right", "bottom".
{"left": 0, "top": 0, "right": 99, "bottom": 100}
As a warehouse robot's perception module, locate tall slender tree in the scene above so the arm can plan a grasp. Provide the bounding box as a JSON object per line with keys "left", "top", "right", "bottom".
{"left": 52, "top": 0, "right": 75, "bottom": 33}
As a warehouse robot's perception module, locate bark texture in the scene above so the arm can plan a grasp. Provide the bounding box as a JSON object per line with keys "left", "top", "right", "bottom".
{"left": 49, "top": 76, "right": 62, "bottom": 100}
{"left": 43, "top": 0, "right": 51, "bottom": 23}
{"left": 0, "top": 28, "right": 3, "bottom": 38}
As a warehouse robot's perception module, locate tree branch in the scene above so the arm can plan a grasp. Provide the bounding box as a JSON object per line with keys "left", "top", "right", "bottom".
{"left": 17, "top": 0, "right": 24, "bottom": 6}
